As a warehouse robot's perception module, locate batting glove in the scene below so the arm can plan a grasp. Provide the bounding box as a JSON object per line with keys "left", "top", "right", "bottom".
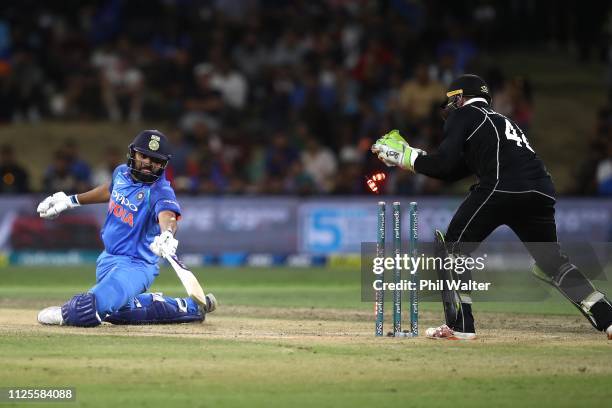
{"left": 37, "top": 192, "right": 80, "bottom": 219}
{"left": 371, "top": 129, "right": 426, "bottom": 172}
{"left": 149, "top": 230, "right": 178, "bottom": 258}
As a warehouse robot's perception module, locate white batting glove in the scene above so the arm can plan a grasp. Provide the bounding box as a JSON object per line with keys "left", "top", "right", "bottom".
{"left": 37, "top": 192, "right": 80, "bottom": 219}
{"left": 149, "top": 230, "right": 178, "bottom": 258}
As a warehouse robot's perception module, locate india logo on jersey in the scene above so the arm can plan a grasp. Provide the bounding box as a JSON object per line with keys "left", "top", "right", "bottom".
{"left": 109, "top": 190, "right": 137, "bottom": 227}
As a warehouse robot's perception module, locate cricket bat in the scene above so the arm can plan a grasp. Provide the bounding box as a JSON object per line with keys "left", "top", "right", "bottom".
{"left": 164, "top": 254, "right": 207, "bottom": 307}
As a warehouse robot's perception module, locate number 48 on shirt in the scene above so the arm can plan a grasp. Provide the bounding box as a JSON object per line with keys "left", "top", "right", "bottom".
{"left": 504, "top": 119, "right": 534, "bottom": 153}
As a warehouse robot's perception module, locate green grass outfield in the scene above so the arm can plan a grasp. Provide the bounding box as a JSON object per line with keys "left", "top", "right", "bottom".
{"left": 1, "top": 265, "right": 611, "bottom": 407}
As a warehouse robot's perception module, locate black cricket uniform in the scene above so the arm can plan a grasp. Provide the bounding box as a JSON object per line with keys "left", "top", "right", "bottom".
{"left": 405, "top": 74, "right": 612, "bottom": 335}
{"left": 414, "top": 99, "right": 561, "bottom": 270}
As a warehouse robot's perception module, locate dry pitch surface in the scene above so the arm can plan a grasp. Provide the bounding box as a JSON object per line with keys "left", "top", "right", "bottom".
{"left": 1, "top": 306, "right": 606, "bottom": 343}
{"left": 1, "top": 266, "right": 611, "bottom": 407}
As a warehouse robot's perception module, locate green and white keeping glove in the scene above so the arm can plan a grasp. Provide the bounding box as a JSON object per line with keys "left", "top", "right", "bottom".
{"left": 371, "top": 129, "right": 426, "bottom": 172}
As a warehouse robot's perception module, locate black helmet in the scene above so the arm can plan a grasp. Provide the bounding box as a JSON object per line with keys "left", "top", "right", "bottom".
{"left": 444, "top": 74, "right": 491, "bottom": 115}
{"left": 127, "top": 129, "right": 172, "bottom": 183}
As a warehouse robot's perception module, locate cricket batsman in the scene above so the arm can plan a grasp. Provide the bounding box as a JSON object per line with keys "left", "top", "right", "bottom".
{"left": 371, "top": 74, "right": 612, "bottom": 340}
{"left": 37, "top": 130, "right": 216, "bottom": 327}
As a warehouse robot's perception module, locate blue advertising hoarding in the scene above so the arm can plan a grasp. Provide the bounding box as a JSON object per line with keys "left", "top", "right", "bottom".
{"left": 0, "top": 196, "right": 611, "bottom": 257}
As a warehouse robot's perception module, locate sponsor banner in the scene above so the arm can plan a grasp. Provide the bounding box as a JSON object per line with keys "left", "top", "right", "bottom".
{"left": 298, "top": 203, "right": 375, "bottom": 254}
{"left": 0, "top": 197, "right": 298, "bottom": 253}
{"left": 298, "top": 198, "right": 612, "bottom": 254}
{"left": 3, "top": 250, "right": 328, "bottom": 267}
{"left": 177, "top": 197, "right": 297, "bottom": 253}
{"left": 10, "top": 250, "right": 100, "bottom": 265}
{"left": 298, "top": 198, "right": 464, "bottom": 254}
{"left": 0, "top": 196, "right": 611, "bottom": 255}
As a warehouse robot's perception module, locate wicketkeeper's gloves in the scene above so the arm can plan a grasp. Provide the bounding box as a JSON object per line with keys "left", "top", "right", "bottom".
{"left": 371, "top": 129, "right": 426, "bottom": 172}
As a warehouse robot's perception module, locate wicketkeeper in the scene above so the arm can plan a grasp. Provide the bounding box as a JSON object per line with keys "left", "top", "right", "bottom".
{"left": 37, "top": 130, "right": 216, "bottom": 327}
{"left": 371, "top": 74, "right": 612, "bottom": 340}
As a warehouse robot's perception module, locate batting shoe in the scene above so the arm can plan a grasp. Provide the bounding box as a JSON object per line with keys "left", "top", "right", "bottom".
{"left": 203, "top": 293, "right": 217, "bottom": 314}
{"left": 606, "top": 325, "right": 612, "bottom": 340}
{"left": 425, "top": 324, "right": 476, "bottom": 340}
{"left": 37, "top": 306, "right": 64, "bottom": 325}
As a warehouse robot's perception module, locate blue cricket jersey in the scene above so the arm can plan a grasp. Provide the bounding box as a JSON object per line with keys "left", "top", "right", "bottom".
{"left": 101, "top": 164, "right": 181, "bottom": 264}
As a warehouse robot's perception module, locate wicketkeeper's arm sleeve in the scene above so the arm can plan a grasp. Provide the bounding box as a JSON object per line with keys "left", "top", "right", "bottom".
{"left": 413, "top": 112, "right": 470, "bottom": 181}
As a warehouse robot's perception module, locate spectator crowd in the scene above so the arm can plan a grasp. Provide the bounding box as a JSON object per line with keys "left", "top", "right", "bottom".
{"left": 0, "top": 1, "right": 608, "bottom": 195}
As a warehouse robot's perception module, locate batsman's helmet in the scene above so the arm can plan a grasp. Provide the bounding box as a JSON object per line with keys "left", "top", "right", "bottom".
{"left": 127, "top": 129, "right": 172, "bottom": 183}
{"left": 443, "top": 74, "right": 491, "bottom": 117}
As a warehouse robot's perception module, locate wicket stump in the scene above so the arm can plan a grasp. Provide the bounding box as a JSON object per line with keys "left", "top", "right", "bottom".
{"left": 374, "top": 200, "right": 419, "bottom": 337}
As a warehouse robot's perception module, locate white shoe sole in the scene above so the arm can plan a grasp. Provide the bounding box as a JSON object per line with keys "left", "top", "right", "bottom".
{"left": 37, "top": 306, "right": 64, "bottom": 325}
{"left": 450, "top": 331, "right": 477, "bottom": 340}
{"left": 425, "top": 326, "right": 476, "bottom": 340}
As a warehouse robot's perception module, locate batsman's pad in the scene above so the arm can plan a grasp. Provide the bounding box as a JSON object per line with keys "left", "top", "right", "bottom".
{"left": 533, "top": 263, "right": 612, "bottom": 331}
{"left": 105, "top": 293, "right": 203, "bottom": 325}
{"left": 434, "top": 230, "right": 466, "bottom": 329}
{"left": 61, "top": 293, "right": 102, "bottom": 327}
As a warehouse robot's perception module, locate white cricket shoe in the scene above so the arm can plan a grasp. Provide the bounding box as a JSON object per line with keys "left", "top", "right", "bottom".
{"left": 37, "top": 306, "right": 64, "bottom": 325}
{"left": 425, "top": 324, "right": 476, "bottom": 340}
{"left": 606, "top": 325, "right": 611, "bottom": 340}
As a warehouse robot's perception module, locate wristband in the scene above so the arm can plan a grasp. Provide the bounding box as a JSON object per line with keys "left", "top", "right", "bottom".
{"left": 69, "top": 195, "right": 80, "bottom": 206}
{"left": 409, "top": 148, "right": 427, "bottom": 167}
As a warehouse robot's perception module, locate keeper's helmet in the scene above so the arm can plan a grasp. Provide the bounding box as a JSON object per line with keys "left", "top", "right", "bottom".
{"left": 127, "top": 130, "right": 172, "bottom": 183}
{"left": 443, "top": 74, "right": 491, "bottom": 117}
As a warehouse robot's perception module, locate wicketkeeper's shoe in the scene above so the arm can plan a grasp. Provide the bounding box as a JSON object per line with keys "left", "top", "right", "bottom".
{"left": 203, "top": 293, "right": 217, "bottom": 314}
{"left": 37, "top": 306, "right": 64, "bottom": 325}
{"left": 425, "top": 324, "right": 476, "bottom": 340}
